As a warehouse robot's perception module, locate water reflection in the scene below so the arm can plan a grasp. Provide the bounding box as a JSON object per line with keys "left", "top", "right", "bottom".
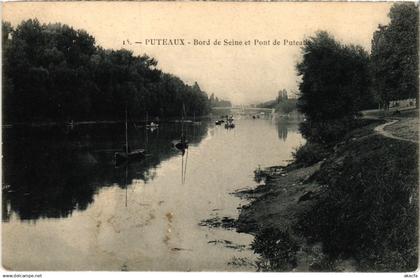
{"left": 277, "top": 124, "right": 288, "bottom": 141}
{"left": 2, "top": 119, "right": 304, "bottom": 271}
{"left": 275, "top": 119, "right": 299, "bottom": 141}
{"left": 2, "top": 122, "right": 210, "bottom": 221}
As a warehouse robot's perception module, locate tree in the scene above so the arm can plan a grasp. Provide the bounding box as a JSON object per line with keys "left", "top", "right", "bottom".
{"left": 277, "top": 89, "right": 288, "bottom": 103}
{"left": 277, "top": 99, "right": 297, "bottom": 115}
{"left": 371, "top": 3, "right": 419, "bottom": 108}
{"left": 296, "top": 31, "right": 371, "bottom": 143}
{"left": 3, "top": 19, "right": 216, "bottom": 123}
{"left": 209, "top": 92, "right": 231, "bottom": 107}
{"left": 2, "top": 22, "right": 14, "bottom": 122}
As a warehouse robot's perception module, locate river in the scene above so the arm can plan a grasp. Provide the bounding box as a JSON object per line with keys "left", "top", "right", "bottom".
{"left": 2, "top": 118, "right": 304, "bottom": 271}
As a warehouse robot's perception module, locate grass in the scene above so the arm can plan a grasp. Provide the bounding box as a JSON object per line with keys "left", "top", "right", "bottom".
{"left": 292, "top": 142, "right": 331, "bottom": 167}
{"left": 251, "top": 228, "right": 299, "bottom": 271}
{"left": 363, "top": 107, "right": 418, "bottom": 119}
{"left": 296, "top": 133, "right": 418, "bottom": 271}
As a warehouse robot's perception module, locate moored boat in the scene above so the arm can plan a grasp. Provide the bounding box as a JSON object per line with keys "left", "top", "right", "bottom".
{"left": 115, "top": 149, "right": 145, "bottom": 165}
{"left": 115, "top": 107, "right": 146, "bottom": 166}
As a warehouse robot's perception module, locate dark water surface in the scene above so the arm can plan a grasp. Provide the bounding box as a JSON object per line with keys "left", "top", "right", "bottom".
{"left": 2, "top": 118, "right": 303, "bottom": 271}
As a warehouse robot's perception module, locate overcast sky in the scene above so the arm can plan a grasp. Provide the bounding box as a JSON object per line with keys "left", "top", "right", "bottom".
{"left": 3, "top": 2, "right": 393, "bottom": 105}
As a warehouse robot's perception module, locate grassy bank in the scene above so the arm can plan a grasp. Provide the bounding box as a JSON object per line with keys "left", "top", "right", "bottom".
{"left": 236, "top": 117, "right": 418, "bottom": 271}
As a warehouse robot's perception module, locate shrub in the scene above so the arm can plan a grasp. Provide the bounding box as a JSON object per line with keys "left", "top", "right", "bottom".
{"left": 292, "top": 142, "right": 330, "bottom": 167}
{"left": 252, "top": 228, "right": 299, "bottom": 271}
{"left": 299, "top": 117, "right": 357, "bottom": 144}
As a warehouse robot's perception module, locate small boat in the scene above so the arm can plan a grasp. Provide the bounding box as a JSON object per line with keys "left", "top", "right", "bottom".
{"left": 225, "top": 122, "right": 235, "bottom": 129}
{"left": 115, "top": 148, "right": 145, "bottom": 165}
{"left": 115, "top": 107, "right": 146, "bottom": 165}
{"left": 172, "top": 104, "right": 189, "bottom": 155}
{"left": 225, "top": 116, "right": 235, "bottom": 129}
{"left": 172, "top": 139, "right": 189, "bottom": 151}
{"left": 215, "top": 120, "right": 223, "bottom": 125}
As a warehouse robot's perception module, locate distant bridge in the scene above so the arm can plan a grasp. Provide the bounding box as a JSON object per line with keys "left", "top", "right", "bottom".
{"left": 212, "top": 106, "right": 275, "bottom": 116}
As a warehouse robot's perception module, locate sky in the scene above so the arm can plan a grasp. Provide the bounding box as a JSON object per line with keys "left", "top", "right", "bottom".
{"left": 2, "top": 2, "right": 393, "bottom": 105}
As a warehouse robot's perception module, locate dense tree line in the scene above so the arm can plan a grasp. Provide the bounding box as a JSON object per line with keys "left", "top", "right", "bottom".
{"left": 371, "top": 3, "right": 418, "bottom": 108}
{"left": 2, "top": 19, "right": 223, "bottom": 123}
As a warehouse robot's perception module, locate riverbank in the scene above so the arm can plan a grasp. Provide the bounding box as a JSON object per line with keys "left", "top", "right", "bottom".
{"left": 235, "top": 110, "right": 418, "bottom": 271}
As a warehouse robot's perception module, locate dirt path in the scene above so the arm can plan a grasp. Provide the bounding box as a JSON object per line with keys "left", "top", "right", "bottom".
{"left": 373, "top": 119, "right": 418, "bottom": 143}
{"left": 362, "top": 108, "right": 418, "bottom": 143}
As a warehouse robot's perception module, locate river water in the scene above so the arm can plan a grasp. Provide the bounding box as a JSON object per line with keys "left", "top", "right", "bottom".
{"left": 2, "top": 118, "right": 303, "bottom": 271}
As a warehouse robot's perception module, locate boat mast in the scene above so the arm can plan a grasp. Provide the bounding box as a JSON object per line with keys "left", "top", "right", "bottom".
{"left": 145, "top": 119, "right": 149, "bottom": 149}
{"left": 181, "top": 104, "right": 185, "bottom": 138}
{"left": 125, "top": 166, "right": 128, "bottom": 207}
{"left": 125, "top": 106, "right": 128, "bottom": 154}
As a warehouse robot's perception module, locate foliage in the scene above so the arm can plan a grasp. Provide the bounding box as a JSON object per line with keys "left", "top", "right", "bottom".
{"left": 298, "top": 117, "right": 366, "bottom": 144}
{"left": 209, "top": 93, "right": 231, "bottom": 107}
{"left": 296, "top": 31, "right": 372, "bottom": 143}
{"left": 257, "top": 99, "right": 297, "bottom": 115}
{"left": 292, "top": 142, "right": 330, "bottom": 167}
{"left": 257, "top": 91, "right": 297, "bottom": 115}
{"left": 291, "top": 4, "right": 418, "bottom": 272}
{"left": 257, "top": 99, "right": 277, "bottom": 109}
{"left": 371, "top": 3, "right": 419, "bottom": 108}
{"left": 252, "top": 228, "right": 299, "bottom": 271}
{"left": 2, "top": 19, "right": 213, "bottom": 123}
{"left": 297, "top": 135, "right": 418, "bottom": 271}
{"left": 276, "top": 99, "right": 297, "bottom": 115}
{"left": 297, "top": 31, "right": 371, "bottom": 122}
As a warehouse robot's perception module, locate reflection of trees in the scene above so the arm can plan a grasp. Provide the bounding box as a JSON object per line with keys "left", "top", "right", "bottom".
{"left": 277, "top": 124, "right": 288, "bottom": 141}
{"left": 276, "top": 119, "right": 290, "bottom": 141}
{"left": 276, "top": 119, "right": 300, "bottom": 141}
{"left": 2, "top": 122, "right": 209, "bottom": 221}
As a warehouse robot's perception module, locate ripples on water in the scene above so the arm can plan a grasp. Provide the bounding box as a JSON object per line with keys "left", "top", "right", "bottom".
{"left": 2, "top": 118, "right": 303, "bottom": 271}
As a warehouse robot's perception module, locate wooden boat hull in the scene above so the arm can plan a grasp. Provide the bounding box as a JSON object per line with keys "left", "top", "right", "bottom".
{"left": 171, "top": 140, "right": 189, "bottom": 151}
{"left": 115, "top": 149, "right": 145, "bottom": 165}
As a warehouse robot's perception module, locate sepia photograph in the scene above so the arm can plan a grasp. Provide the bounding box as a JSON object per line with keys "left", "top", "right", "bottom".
{"left": 1, "top": 1, "right": 419, "bottom": 273}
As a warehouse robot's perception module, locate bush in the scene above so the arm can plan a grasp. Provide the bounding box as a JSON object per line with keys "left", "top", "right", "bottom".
{"left": 299, "top": 118, "right": 378, "bottom": 144}
{"left": 299, "top": 118, "right": 357, "bottom": 144}
{"left": 252, "top": 228, "right": 299, "bottom": 271}
{"left": 292, "top": 142, "right": 330, "bottom": 167}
